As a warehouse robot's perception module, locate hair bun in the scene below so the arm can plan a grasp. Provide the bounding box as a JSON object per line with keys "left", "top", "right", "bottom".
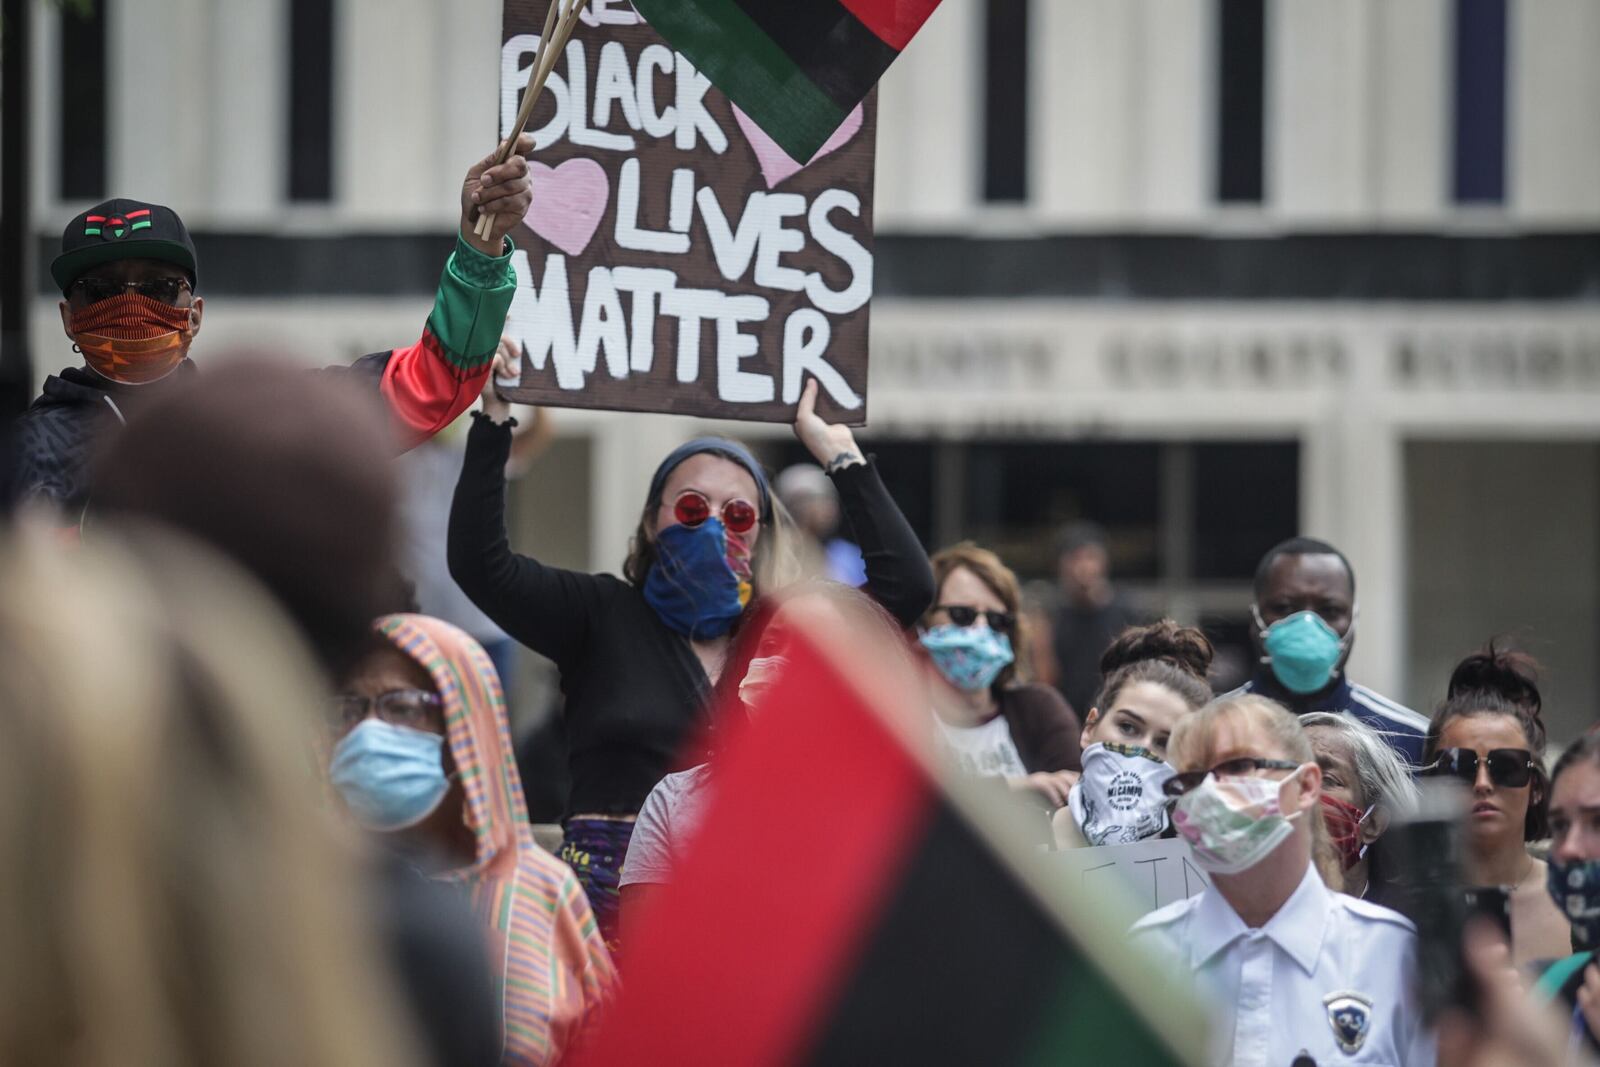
{"left": 1448, "top": 641, "right": 1543, "bottom": 718}
{"left": 1099, "top": 619, "right": 1214, "bottom": 680}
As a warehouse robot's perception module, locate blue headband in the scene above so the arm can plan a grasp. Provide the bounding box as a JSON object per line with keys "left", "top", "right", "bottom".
{"left": 647, "top": 437, "right": 772, "bottom": 521}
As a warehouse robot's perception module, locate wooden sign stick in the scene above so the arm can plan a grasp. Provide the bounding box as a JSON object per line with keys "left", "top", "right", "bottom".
{"left": 473, "top": 0, "right": 593, "bottom": 241}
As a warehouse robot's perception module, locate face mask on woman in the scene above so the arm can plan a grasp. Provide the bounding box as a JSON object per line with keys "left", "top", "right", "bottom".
{"left": 642, "top": 518, "right": 753, "bottom": 639}
{"left": 1069, "top": 742, "right": 1177, "bottom": 845}
{"left": 1255, "top": 607, "right": 1350, "bottom": 695}
{"left": 1547, "top": 856, "right": 1600, "bottom": 950}
{"left": 920, "top": 624, "right": 1014, "bottom": 692}
{"left": 1320, "top": 794, "right": 1375, "bottom": 871}
{"left": 329, "top": 719, "right": 451, "bottom": 832}
{"left": 1173, "top": 766, "right": 1311, "bottom": 875}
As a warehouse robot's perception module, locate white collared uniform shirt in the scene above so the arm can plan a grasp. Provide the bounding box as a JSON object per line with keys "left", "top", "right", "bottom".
{"left": 1128, "top": 863, "right": 1435, "bottom": 1067}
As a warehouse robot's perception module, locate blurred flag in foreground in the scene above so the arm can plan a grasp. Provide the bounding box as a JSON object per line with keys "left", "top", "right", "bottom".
{"left": 574, "top": 621, "right": 1206, "bottom": 1066}
{"left": 628, "top": 0, "right": 944, "bottom": 162}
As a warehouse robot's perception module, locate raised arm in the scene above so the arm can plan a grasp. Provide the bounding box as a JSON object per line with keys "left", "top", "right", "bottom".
{"left": 792, "top": 380, "right": 936, "bottom": 628}
{"left": 341, "top": 137, "right": 534, "bottom": 452}
{"left": 448, "top": 357, "right": 607, "bottom": 668}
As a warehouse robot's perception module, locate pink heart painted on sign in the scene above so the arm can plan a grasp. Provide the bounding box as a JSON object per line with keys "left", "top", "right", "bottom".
{"left": 732, "top": 104, "right": 865, "bottom": 190}
{"left": 523, "top": 158, "right": 610, "bottom": 256}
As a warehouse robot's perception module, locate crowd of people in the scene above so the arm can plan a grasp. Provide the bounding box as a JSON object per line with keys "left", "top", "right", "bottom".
{"left": 6, "top": 149, "right": 1600, "bottom": 1066}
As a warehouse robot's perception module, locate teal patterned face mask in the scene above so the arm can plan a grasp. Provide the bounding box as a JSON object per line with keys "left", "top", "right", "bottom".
{"left": 920, "top": 624, "right": 1014, "bottom": 692}
{"left": 1173, "top": 769, "right": 1309, "bottom": 875}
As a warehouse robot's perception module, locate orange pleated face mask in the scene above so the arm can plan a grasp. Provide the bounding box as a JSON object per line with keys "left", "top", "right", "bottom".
{"left": 68, "top": 291, "right": 195, "bottom": 385}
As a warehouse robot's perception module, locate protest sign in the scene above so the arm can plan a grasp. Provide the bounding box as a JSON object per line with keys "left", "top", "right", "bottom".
{"left": 497, "top": 0, "right": 876, "bottom": 424}
{"left": 1049, "top": 838, "right": 1211, "bottom": 917}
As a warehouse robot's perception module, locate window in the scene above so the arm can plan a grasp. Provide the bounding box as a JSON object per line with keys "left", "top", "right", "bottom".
{"left": 1452, "top": 0, "right": 1507, "bottom": 204}
{"left": 982, "top": 0, "right": 1028, "bottom": 203}
{"left": 1215, "top": 0, "right": 1266, "bottom": 203}
{"left": 287, "top": 0, "right": 335, "bottom": 202}
{"left": 57, "top": 0, "right": 108, "bottom": 201}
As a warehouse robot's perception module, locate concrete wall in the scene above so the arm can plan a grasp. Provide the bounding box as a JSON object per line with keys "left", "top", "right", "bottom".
{"left": 1406, "top": 440, "right": 1600, "bottom": 745}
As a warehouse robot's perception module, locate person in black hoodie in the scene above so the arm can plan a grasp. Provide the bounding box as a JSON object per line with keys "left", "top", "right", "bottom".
{"left": 13, "top": 138, "right": 536, "bottom": 520}
{"left": 451, "top": 359, "right": 936, "bottom": 951}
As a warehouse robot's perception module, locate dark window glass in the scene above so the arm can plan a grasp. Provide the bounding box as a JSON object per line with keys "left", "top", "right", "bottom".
{"left": 961, "top": 442, "right": 1162, "bottom": 581}
{"left": 58, "top": 0, "right": 108, "bottom": 200}
{"left": 1452, "top": 0, "right": 1507, "bottom": 203}
{"left": 288, "top": 0, "right": 335, "bottom": 201}
{"left": 1216, "top": 0, "right": 1266, "bottom": 203}
{"left": 1191, "top": 441, "right": 1300, "bottom": 580}
{"left": 982, "top": 0, "right": 1028, "bottom": 202}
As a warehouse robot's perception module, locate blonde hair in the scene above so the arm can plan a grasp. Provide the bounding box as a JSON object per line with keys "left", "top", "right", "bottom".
{"left": 0, "top": 523, "right": 420, "bottom": 1067}
{"left": 1168, "top": 694, "right": 1340, "bottom": 886}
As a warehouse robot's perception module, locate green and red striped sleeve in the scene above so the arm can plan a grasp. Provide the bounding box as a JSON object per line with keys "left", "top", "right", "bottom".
{"left": 380, "top": 233, "right": 516, "bottom": 450}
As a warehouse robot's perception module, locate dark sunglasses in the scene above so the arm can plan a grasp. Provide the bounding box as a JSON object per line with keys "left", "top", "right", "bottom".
{"left": 937, "top": 604, "right": 1016, "bottom": 633}
{"left": 329, "top": 688, "right": 442, "bottom": 733}
{"left": 670, "top": 489, "right": 759, "bottom": 535}
{"left": 1162, "top": 756, "right": 1303, "bottom": 798}
{"left": 1424, "top": 747, "right": 1536, "bottom": 789}
{"left": 71, "top": 277, "right": 192, "bottom": 305}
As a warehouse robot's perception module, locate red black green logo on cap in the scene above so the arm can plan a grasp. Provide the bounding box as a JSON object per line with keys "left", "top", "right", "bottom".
{"left": 83, "top": 208, "right": 153, "bottom": 241}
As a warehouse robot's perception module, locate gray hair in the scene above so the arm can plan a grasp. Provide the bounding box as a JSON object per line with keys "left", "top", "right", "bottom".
{"left": 1300, "top": 712, "right": 1419, "bottom": 818}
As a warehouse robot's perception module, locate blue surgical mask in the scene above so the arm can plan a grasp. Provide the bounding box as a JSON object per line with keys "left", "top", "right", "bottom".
{"left": 1255, "top": 606, "right": 1349, "bottom": 695}
{"left": 642, "top": 518, "right": 752, "bottom": 640}
{"left": 920, "top": 624, "right": 1014, "bottom": 692}
{"left": 330, "top": 719, "right": 450, "bottom": 832}
{"left": 1547, "top": 856, "right": 1600, "bottom": 950}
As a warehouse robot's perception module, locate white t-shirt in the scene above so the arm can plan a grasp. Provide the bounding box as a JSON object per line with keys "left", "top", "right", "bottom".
{"left": 934, "top": 713, "right": 1028, "bottom": 779}
{"left": 619, "top": 764, "right": 714, "bottom": 888}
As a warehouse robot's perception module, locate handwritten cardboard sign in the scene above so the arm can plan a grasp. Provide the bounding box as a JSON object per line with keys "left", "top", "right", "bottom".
{"left": 496, "top": 0, "right": 876, "bottom": 424}
{"left": 1049, "top": 838, "right": 1211, "bottom": 917}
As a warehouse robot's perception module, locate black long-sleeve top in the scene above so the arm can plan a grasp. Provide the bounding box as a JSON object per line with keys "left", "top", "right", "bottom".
{"left": 449, "top": 412, "right": 936, "bottom": 817}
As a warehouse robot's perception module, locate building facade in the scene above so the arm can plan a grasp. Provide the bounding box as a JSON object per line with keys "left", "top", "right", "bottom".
{"left": 26, "top": 0, "right": 1600, "bottom": 738}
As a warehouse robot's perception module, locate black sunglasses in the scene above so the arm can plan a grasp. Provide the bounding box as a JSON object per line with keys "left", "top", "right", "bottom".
{"left": 71, "top": 276, "right": 191, "bottom": 305}
{"left": 1162, "top": 756, "right": 1302, "bottom": 798}
{"left": 936, "top": 604, "right": 1015, "bottom": 633}
{"left": 1424, "top": 747, "right": 1536, "bottom": 789}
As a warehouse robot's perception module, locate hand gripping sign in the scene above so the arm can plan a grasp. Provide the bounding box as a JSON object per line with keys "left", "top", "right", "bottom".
{"left": 496, "top": 0, "right": 876, "bottom": 425}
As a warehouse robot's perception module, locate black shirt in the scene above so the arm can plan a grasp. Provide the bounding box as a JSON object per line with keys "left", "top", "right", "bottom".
{"left": 449, "top": 412, "right": 934, "bottom": 817}
{"left": 1050, "top": 594, "right": 1137, "bottom": 717}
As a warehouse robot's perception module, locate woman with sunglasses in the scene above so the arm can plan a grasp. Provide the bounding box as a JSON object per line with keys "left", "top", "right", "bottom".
{"left": 919, "top": 543, "right": 1082, "bottom": 811}
{"left": 1423, "top": 644, "right": 1570, "bottom": 967}
{"left": 1051, "top": 620, "right": 1213, "bottom": 849}
{"left": 1130, "top": 694, "right": 1433, "bottom": 1065}
{"left": 450, "top": 370, "right": 934, "bottom": 948}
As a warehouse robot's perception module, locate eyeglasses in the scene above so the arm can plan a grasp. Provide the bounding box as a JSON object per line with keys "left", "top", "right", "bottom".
{"left": 935, "top": 604, "right": 1016, "bottom": 633}
{"left": 70, "top": 277, "right": 192, "bottom": 305}
{"left": 669, "top": 489, "right": 759, "bottom": 535}
{"left": 1424, "top": 747, "right": 1537, "bottom": 789}
{"left": 1162, "top": 756, "right": 1303, "bottom": 798}
{"left": 329, "top": 688, "right": 443, "bottom": 733}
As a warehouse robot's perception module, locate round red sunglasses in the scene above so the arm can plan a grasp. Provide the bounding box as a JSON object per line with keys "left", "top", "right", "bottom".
{"left": 670, "top": 489, "right": 760, "bottom": 534}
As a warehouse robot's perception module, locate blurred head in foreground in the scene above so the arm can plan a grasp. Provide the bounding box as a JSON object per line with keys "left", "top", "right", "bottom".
{"left": 0, "top": 524, "right": 416, "bottom": 1067}
{"left": 89, "top": 359, "right": 402, "bottom": 681}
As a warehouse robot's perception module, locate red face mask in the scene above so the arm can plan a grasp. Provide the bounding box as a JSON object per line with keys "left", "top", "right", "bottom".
{"left": 1321, "top": 793, "right": 1374, "bottom": 871}
{"left": 68, "top": 291, "right": 195, "bottom": 385}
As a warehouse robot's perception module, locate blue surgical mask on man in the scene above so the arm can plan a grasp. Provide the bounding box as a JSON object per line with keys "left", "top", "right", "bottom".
{"left": 1254, "top": 605, "right": 1351, "bottom": 695}
{"left": 330, "top": 718, "right": 451, "bottom": 832}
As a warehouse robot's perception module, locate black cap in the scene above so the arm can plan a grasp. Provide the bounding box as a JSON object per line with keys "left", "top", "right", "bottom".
{"left": 51, "top": 198, "right": 197, "bottom": 293}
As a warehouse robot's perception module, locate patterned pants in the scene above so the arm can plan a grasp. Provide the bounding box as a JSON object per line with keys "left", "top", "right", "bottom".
{"left": 559, "top": 816, "right": 636, "bottom": 956}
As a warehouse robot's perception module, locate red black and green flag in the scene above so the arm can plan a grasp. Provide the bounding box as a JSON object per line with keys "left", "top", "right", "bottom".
{"left": 629, "top": 0, "right": 943, "bottom": 163}
{"left": 574, "top": 627, "right": 1207, "bottom": 1066}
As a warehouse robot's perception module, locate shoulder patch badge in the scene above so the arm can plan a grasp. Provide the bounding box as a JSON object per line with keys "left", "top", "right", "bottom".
{"left": 1324, "top": 990, "right": 1373, "bottom": 1054}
